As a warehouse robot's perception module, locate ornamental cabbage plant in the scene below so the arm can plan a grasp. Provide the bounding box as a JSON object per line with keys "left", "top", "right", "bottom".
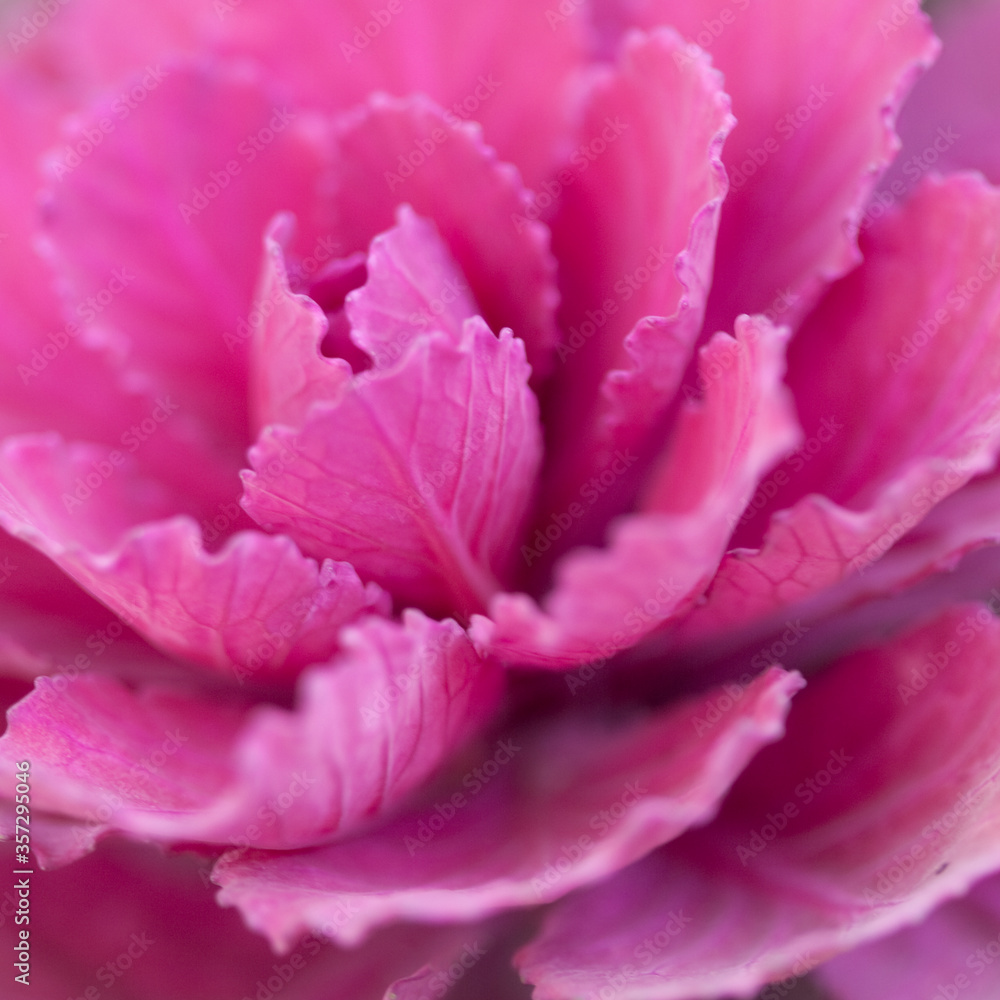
{"left": 1, "top": 0, "right": 1000, "bottom": 998}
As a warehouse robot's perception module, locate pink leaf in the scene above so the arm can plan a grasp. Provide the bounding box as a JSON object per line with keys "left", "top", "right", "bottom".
{"left": 208, "top": 0, "right": 586, "bottom": 189}
{"left": 541, "top": 28, "right": 734, "bottom": 533}
{"left": 517, "top": 606, "right": 1000, "bottom": 999}
{"left": 475, "top": 315, "right": 799, "bottom": 667}
{"left": 15, "top": 837, "right": 465, "bottom": 999}
{"left": 248, "top": 214, "right": 353, "bottom": 435}
{"left": 0, "top": 612, "right": 501, "bottom": 849}
{"left": 329, "top": 94, "right": 560, "bottom": 378}
{"left": 612, "top": 0, "right": 939, "bottom": 334}
{"left": 243, "top": 320, "right": 542, "bottom": 618}
{"left": 673, "top": 174, "right": 1000, "bottom": 642}
{"left": 41, "top": 62, "right": 333, "bottom": 465}
{"left": 212, "top": 667, "right": 801, "bottom": 949}
{"left": 817, "top": 871, "right": 1000, "bottom": 1000}
{"left": 345, "top": 205, "right": 479, "bottom": 361}
{"left": 0, "top": 437, "right": 387, "bottom": 680}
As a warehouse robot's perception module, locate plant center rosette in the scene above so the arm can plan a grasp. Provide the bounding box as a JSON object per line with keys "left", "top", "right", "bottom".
{"left": 2, "top": 1, "right": 1000, "bottom": 997}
